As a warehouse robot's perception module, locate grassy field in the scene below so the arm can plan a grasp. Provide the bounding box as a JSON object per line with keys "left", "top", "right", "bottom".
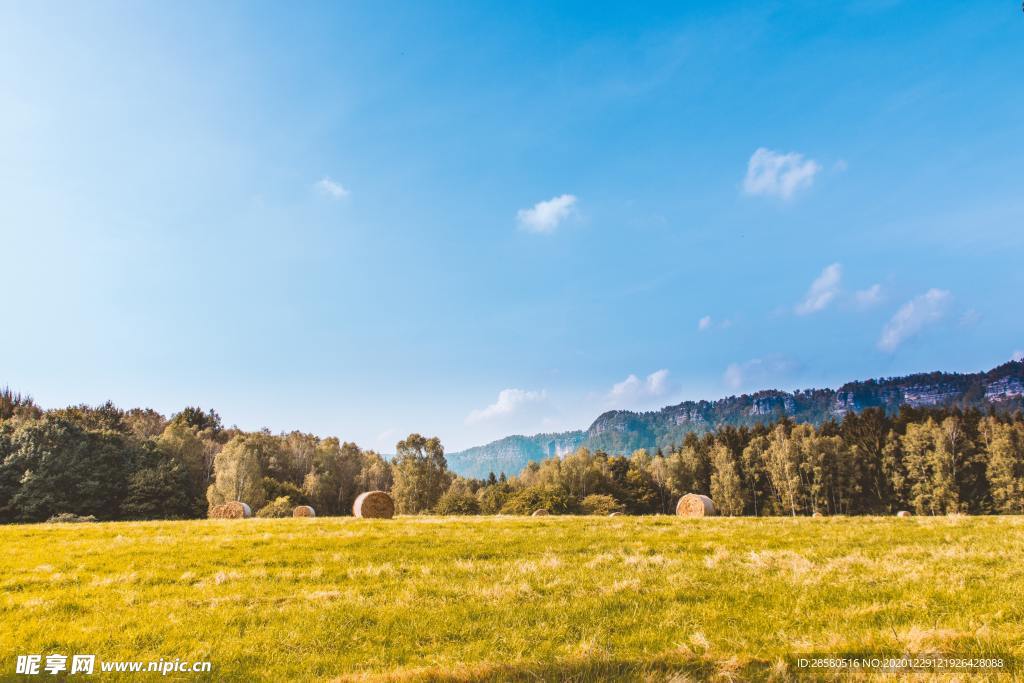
{"left": 3, "top": 516, "right": 1023, "bottom": 681}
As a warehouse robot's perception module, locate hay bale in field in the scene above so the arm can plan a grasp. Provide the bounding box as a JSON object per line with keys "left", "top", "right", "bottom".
{"left": 675, "top": 493, "right": 716, "bottom": 517}
{"left": 353, "top": 491, "right": 395, "bottom": 519}
{"left": 209, "top": 501, "right": 252, "bottom": 519}
{"left": 609, "top": 512, "right": 623, "bottom": 517}
{"left": 812, "top": 511, "right": 824, "bottom": 518}
{"left": 292, "top": 505, "right": 315, "bottom": 518}
{"left": 531, "top": 509, "right": 549, "bottom": 517}
{"left": 896, "top": 510, "right": 913, "bottom": 518}
{"left": 46, "top": 513, "right": 97, "bottom": 523}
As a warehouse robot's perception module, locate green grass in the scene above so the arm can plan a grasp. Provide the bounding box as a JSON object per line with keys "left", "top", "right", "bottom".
{"left": 3, "top": 516, "right": 1023, "bottom": 681}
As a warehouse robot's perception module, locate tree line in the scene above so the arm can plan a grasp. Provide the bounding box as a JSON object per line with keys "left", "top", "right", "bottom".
{"left": 2, "top": 387, "right": 1023, "bottom": 522}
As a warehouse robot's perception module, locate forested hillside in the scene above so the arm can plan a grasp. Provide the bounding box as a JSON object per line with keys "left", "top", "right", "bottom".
{"left": 2, "top": 361, "right": 1023, "bottom": 522}
{"left": 3, "top": 387, "right": 1024, "bottom": 520}
{"left": 448, "top": 361, "right": 1024, "bottom": 477}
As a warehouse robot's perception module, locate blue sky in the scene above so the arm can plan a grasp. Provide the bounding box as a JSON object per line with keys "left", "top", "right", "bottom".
{"left": 2, "top": 1, "right": 1022, "bottom": 452}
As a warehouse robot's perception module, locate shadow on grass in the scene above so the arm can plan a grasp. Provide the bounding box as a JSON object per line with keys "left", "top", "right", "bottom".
{"left": 335, "top": 655, "right": 788, "bottom": 682}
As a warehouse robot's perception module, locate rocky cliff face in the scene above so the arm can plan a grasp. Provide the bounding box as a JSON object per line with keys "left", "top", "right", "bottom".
{"left": 985, "top": 376, "right": 1024, "bottom": 400}
{"left": 445, "top": 361, "right": 1024, "bottom": 478}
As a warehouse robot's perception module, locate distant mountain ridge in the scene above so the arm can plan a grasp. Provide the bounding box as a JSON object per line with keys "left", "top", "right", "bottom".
{"left": 446, "top": 361, "right": 1024, "bottom": 478}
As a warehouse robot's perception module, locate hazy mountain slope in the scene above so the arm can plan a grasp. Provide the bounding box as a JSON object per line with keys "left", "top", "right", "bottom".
{"left": 446, "top": 431, "right": 586, "bottom": 480}
{"left": 446, "top": 361, "right": 1024, "bottom": 478}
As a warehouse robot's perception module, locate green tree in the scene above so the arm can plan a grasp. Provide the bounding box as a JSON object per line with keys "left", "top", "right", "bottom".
{"left": 206, "top": 434, "right": 267, "bottom": 511}
{"left": 899, "top": 418, "right": 971, "bottom": 515}
{"left": 667, "top": 434, "right": 710, "bottom": 496}
{"left": 0, "top": 387, "right": 42, "bottom": 422}
{"left": 170, "top": 406, "right": 222, "bottom": 436}
{"left": 391, "top": 434, "right": 450, "bottom": 514}
{"left": 841, "top": 408, "right": 891, "bottom": 512}
{"left": 709, "top": 444, "right": 744, "bottom": 516}
{"left": 981, "top": 419, "right": 1024, "bottom": 514}
{"left": 580, "top": 493, "right": 623, "bottom": 515}
{"left": 357, "top": 450, "right": 393, "bottom": 493}
{"left": 500, "top": 485, "right": 576, "bottom": 515}
{"left": 647, "top": 453, "right": 674, "bottom": 514}
{"left": 799, "top": 431, "right": 853, "bottom": 515}
{"left": 302, "top": 439, "right": 364, "bottom": 515}
{"left": 47, "top": 402, "right": 129, "bottom": 434}
{"left": 760, "top": 424, "right": 804, "bottom": 516}
{"left": 122, "top": 454, "right": 194, "bottom": 519}
{"left": 262, "top": 477, "right": 311, "bottom": 507}
{"left": 741, "top": 436, "right": 771, "bottom": 516}
{"left": 435, "top": 478, "right": 481, "bottom": 515}
{"left": 123, "top": 408, "right": 167, "bottom": 440}
{"left": 5, "top": 417, "right": 135, "bottom": 521}
{"left": 240, "top": 431, "right": 289, "bottom": 484}
{"left": 157, "top": 422, "right": 208, "bottom": 513}
{"left": 0, "top": 422, "right": 20, "bottom": 520}
{"left": 279, "top": 431, "right": 318, "bottom": 486}
{"left": 624, "top": 450, "right": 661, "bottom": 513}
{"left": 256, "top": 496, "right": 294, "bottom": 518}
{"left": 476, "top": 482, "right": 513, "bottom": 514}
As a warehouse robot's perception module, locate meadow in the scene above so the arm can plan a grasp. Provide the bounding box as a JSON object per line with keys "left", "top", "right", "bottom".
{"left": 3, "top": 516, "right": 1023, "bottom": 681}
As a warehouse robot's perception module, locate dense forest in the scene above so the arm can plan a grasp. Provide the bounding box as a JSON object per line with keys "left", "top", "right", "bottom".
{"left": 447, "top": 361, "right": 1024, "bottom": 477}
{"left": 2, "top": 386, "right": 1023, "bottom": 522}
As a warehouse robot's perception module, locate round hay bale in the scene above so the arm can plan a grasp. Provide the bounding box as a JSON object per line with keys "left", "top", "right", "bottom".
{"left": 225, "top": 501, "right": 251, "bottom": 518}
{"left": 292, "top": 505, "right": 315, "bottom": 518}
{"left": 675, "top": 493, "right": 716, "bottom": 517}
{"left": 609, "top": 512, "right": 623, "bottom": 517}
{"left": 812, "top": 511, "right": 824, "bottom": 518}
{"left": 531, "top": 509, "right": 549, "bottom": 517}
{"left": 210, "top": 501, "right": 252, "bottom": 519}
{"left": 896, "top": 510, "right": 913, "bottom": 518}
{"left": 353, "top": 491, "right": 395, "bottom": 519}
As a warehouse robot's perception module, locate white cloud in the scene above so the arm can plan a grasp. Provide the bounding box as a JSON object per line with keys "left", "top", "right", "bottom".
{"left": 608, "top": 369, "right": 670, "bottom": 403}
{"left": 697, "top": 315, "right": 733, "bottom": 332}
{"left": 723, "top": 356, "right": 797, "bottom": 392}
{"left": 795, "top": 263, "right": 842, "bottom": 315}
{"left": 315, "top": 177, "right": 349, "bottom": 199}
{"left": 723, "top": 364, "right": 745, "bottom": 390}
{"left": 517, "top": 194, "right": 577, "bottom": 233}
{"left": 743, "top": 147, "right": 822, "bottom": 200}
{"left": 854, "top": 284, "right": 883, "bottom": 308}
{"left": 877, "top": 289, "right": 951, "bottom": 352}
{"left": 466, "top": 388, "right": 547, "bottom": 424}
{"left": 1012, "top": 350, "right": 1023, "bottom": 363}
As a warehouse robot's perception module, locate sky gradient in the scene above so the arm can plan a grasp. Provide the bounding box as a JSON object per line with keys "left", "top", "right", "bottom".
{"left": 2, "top": 1, "right": 1022, "bottom": 451}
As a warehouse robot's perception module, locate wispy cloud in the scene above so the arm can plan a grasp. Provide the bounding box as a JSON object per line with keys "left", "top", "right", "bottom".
{"left": 854, "top": 284, "right": 883, "bottom": 308}
{"left": 743, "top": 148, "right": 821, "bottom": 200}
{"left": 517, "top": 194, "right": 577, "bottom": 233}
{"left": 608, "top": 369, "right": 670, "bottom": 404}
{"left": 723, "top": 356, "right": 797, "bottom": 392}
{"left": 877, "top": 289, "right": 950, "bottom": 352}
{"left": 1011, "top": 350, "right": 1023, "bottom": 363}
{"left": 795, "top": 263, "right": 842, "bottom": 315}
{"left": 697, "top": 315, "right": 732, "bottom": 332}
{"left": 314, "top": 177, "right": 349, "bottom": 200}
{"left": 466, "top": 388, "right": 547, "bottom": 424}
